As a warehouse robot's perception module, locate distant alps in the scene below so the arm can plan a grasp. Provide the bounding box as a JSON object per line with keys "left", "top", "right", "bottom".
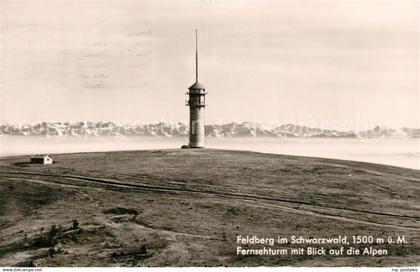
{"left": 0, "top": 122, "right": 419, "bottom": 138}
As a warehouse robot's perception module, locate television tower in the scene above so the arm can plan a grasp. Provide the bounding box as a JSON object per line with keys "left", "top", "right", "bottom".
{"left": 186, "top": 29, "right": 206, "bottom": 148}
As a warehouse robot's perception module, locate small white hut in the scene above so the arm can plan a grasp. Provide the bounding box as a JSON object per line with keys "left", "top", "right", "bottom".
{"left": 30, "top": 154, "right": 54, "bottom": 164}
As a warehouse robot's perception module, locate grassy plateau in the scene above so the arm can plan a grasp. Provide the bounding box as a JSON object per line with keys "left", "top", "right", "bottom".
{"left": 0, "top": 149, "right": 419, "bottom": 266}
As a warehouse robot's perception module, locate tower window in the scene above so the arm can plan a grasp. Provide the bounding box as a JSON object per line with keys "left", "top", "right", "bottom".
{"left": 191, "top": 122, "right": 196, "bottom": 134}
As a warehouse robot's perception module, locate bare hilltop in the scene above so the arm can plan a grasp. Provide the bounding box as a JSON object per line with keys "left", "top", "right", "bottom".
{"left": 0, "top": 149, "right": 419, "bottom": 266}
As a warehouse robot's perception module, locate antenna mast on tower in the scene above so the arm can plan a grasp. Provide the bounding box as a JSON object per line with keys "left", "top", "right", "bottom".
{"left": 195, "top": 29, "right": 198, "bottom": 82}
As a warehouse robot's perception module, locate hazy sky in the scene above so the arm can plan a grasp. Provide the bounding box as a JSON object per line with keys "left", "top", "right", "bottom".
{"left": 1, "top": 0, "right": 419, "bottom": 129}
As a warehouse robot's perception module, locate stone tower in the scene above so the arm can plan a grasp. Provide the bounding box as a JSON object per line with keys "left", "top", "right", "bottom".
{"left": 186, "top": 29, "right": 206, "bottom": 148}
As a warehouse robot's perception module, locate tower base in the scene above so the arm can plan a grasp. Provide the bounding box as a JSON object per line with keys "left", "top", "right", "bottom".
{"left": 180, "top": 144, "right": 205, "bottom": 149}
{"left": 189, "top": 146, "right": 204, "bottom": 148}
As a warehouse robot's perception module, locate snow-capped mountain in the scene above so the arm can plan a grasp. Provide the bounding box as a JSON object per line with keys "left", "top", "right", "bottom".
{"left": 0, "top": 122, "right": 418, "bottom": 138}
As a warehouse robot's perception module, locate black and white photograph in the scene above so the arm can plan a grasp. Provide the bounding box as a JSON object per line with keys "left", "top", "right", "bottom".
{"left": 0, "top": 0, "right": 419, "bottom": 269}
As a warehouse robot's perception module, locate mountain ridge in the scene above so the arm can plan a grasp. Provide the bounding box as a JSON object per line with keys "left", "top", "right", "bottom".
{"left": 0, "top": 122, "right": 419, "bottom": 138}
{"left": 0, "top": 121, "right": 420, "bottom": 138}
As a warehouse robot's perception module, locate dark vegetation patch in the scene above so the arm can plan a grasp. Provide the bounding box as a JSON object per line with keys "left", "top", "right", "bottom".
{"left": 32, "top": 220, "right": 82, "bottom": 248}
{"left": 111, "top": 245, "right": 149, "bottom": 259}
{"left": 103, "top": 207, "right": 140, "bottom": 216}
{"left": 130, "top": 217, "right": 153, "bottom": 228}
{"left": 225, "top": 207, "right": 241, "bottom": 216}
